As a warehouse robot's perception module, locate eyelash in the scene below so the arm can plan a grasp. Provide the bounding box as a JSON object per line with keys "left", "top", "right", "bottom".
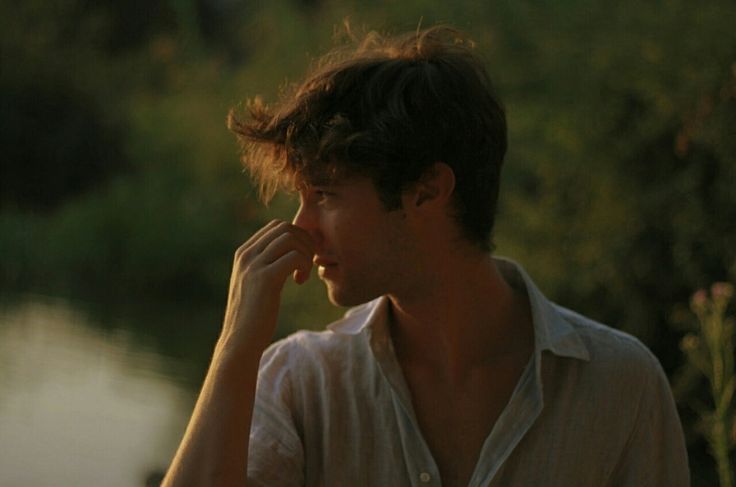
{"left": 314, "top": 190, "right": 334, "bottom": 199}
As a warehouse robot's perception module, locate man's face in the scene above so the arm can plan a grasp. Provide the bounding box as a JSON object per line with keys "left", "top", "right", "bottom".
{"left": 293, "top": 176, "right": 415, "bottom": 307}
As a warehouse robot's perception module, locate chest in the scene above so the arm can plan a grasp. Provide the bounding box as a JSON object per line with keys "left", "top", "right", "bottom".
{"left": 402, "top": 358, "right": 530, "bottom": 487}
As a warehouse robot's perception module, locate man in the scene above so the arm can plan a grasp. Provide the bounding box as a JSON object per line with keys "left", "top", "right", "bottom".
{"left": 163, "top": 26, "right": 689, "bottom": 486}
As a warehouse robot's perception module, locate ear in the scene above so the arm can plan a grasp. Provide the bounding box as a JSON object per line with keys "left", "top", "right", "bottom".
{"left": 404, "top": 162, "right": 456, "bottom": 210}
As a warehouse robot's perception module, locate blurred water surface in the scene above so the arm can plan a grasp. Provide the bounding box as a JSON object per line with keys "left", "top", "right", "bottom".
{"left": 0, "top": 294, "right": 217, "bottom": 487}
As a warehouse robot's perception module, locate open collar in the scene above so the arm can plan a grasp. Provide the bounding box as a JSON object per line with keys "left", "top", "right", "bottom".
{"left": 328, "top": 257, "right": 590, "bottom": 362}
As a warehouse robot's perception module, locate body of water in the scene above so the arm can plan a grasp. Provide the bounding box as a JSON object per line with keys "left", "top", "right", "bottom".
{"left": 0, "top": 294, "right": 219, "bottom": 487}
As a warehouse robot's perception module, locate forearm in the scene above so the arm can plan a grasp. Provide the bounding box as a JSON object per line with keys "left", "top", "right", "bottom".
{"left": 162, "top": 342, "right": 264, "bottom": 487}
{"left": 162, "top": 220, "right": 315, "bottom": 486}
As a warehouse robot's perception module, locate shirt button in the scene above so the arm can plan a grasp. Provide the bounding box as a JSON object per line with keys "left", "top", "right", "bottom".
{"left": 419, "top": 472, "right": 432, "bottom": 483}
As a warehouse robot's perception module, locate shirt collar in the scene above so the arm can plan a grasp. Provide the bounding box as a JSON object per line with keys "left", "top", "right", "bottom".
{"left": 495, "top": 257, "right": 590, "bottom": 361}
{"left": 327, "top": 296, "right": 388, "bottom": 335}
{"left": 327, "top": 257, "right": 590, "bottom": 362}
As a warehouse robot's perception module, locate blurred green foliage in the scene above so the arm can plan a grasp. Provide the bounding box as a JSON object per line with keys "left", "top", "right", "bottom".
{"left": 1, "top": 0, "right": 735, "bottom": 484}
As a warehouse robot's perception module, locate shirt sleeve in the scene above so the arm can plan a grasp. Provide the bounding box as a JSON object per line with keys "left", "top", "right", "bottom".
{"left": 609, "top": 355, "right": 690, "bottom": 486}
{"left": 247, "top": 339, "right": 305, "bottom": 487}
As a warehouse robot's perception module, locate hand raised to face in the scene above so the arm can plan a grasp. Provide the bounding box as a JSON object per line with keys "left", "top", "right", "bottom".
{"left": 220, "top": 220, "right": 316, "bottom": 355}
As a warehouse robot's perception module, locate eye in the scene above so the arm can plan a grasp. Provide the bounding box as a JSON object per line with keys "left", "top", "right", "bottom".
{"left": 314, "top": 189, "right": 335, "bottom": 201}
{"left": 301, "top": 185, "right": 337, "bottom": 206}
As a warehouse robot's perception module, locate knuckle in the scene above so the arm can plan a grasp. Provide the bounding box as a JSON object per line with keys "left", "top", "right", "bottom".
{"left": 234, "top": 245, "right": 251, "bottom": 262}
{"left": 246, "top": 262, "right": 265, "bottom": 277}
{"left": 243, "top": 261, "right": 270, "bottom": 283}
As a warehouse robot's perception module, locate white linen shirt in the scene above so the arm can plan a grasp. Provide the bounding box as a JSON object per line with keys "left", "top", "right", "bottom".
{"left": 247, "top": 259, "right": 690, "bottom": 486}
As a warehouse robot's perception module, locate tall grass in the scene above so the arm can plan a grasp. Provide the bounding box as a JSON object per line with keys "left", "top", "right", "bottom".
{"left": 682, "top": 283, "right": 735, "bottom": 486}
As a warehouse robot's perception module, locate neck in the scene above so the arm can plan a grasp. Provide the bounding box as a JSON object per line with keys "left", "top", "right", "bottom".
{"left": 388, "top": 252, "right": 533, "bottom": 380}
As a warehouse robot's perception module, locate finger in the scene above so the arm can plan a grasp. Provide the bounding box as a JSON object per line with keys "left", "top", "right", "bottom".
{"left": 267, "top": 235, "right": 313, "bottom": 285}
{"left": 247, "top": 221, "right": 316, "bottom": 261}
{"left": 248, "top": 219, "right": 283, "bottom": 244}
{"left": 259, "top": 231, "right": 314, "bottom": 268}
{"left": 285, "top": 224, "right": 317, "bottom": 256}
{"left": 292, "top": 266, "right": 311, "bottom": 285}
{"left": 236, "top": 219, "right": 283, "bottom": 256}
{"left": 267, "top": 250, "right": 313, "bottom": 285}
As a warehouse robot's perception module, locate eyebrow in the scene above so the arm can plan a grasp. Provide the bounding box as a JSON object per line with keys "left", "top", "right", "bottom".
{"left": 303, "top": 175, "right": 344, "bottom": 188}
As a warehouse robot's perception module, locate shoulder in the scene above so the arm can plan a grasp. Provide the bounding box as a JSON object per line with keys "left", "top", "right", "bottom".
{"left": 540, "top": 306, "right": 681, "bottom": 451}
{"left": 554, "top": 304, "right": 668, "bottom": 390}
{"left": 557, "top": 305, "right": 659, "bottom": 363}
{"left": 260, "top": 329, "right": 358, "bottom": 368}
{"left": 255, "top": 304, "right": 381, "bottom": 415}
{"left": 552, "top": 307, "right": 689, "bottom": 481}
{"left": 259, "top": 301, "right": 377, "bottom": 375}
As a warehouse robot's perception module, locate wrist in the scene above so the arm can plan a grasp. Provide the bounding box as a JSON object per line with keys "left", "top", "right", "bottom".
{"left": 213, "top": 333, "right": 268, "bottom": 370}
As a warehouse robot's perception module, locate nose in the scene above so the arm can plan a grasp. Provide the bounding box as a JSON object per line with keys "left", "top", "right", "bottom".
{"left": 292, "top": 200, "right": 323, "bottom": 248}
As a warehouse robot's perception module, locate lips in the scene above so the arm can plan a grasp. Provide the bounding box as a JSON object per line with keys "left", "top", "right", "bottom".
{"left": 314, "top": 256, "right": 338, "bottom": 280}
{"left": 313, "top": 256, "right": 338, "bottom": 267}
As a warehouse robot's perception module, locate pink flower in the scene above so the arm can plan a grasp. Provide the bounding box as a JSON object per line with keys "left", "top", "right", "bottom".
{"left": 711, "top": 282, "right": 734, "bottom": 301}
{"left": 691, "top": 289, "right": 708, "bottom": 311}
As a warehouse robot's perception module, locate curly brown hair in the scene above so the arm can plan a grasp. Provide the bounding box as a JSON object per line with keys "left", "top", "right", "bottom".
{"left": 228, "top": 25, "right": 507, "bottom": 251}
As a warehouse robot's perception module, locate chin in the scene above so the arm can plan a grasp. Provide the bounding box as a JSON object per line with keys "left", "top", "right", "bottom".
{"left": 325, "top": 283, "right": 380, "bottom": 308}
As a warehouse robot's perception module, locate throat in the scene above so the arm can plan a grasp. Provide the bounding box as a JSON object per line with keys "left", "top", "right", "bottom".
{"left": 399, "top": 350, "right": 532, "bottom": 487}
{"left": 387, "top": 257, "right": 535, "bottom": 373}
{"left": 388, "top": 289, "right": 534, "bottom": 375}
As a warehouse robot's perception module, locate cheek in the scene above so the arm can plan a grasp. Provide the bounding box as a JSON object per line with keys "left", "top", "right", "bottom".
{"left": 330, "top": 215, "right": 372, "bottom": 256}
{"left": 321, "top": 214, "right": 352, "bottom": 252}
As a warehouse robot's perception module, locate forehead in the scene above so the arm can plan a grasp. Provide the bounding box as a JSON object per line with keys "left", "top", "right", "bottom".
{"left": 292, "top": 156, "right": 378, "bottom": 187}
{"left": 296, "top": 171, "right": 369, "bottom": 189}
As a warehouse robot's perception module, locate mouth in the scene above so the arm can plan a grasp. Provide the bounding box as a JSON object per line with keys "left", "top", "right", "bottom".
{"left": 314, "top": 256, "right": 338, "bottom": 279}
{"left": 313, "top": 256, "right": 338, "bottom": 267}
